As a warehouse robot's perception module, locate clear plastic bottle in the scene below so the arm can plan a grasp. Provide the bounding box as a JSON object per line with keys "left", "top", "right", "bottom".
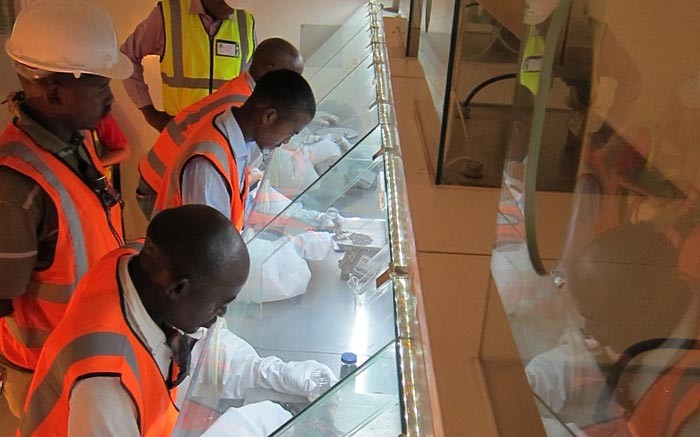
{"left": 308, "top": 368, "right": 332, "bottom": 400}
{"left": 339, "top": 352, "right": 358, "bottom": 379}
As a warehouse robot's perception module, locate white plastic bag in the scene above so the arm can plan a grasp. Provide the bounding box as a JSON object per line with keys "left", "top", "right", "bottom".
{"left": 292, "top": 231, "right": 333, "bottom": 261}
{"left": 265, "top": 148, "right": 319, "bottom": 198}
{"left": 246, "top": 238, "right": 311, "bottom": 303}
{"left": 300, "top": 137, "right": 342, "bottom": 174}
{"left": 200, "top": 402, "right": 292, "bottom": 437}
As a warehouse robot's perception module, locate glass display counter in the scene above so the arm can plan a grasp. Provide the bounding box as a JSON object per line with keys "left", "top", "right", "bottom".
{"left": 484, "top": 1, "right": 700, "bottom": 436}
{"left": 174, "top": 2, "right": 437, "bottom": 436}
{"left": 244, "top": 5, "right": 380, "bottom": 232}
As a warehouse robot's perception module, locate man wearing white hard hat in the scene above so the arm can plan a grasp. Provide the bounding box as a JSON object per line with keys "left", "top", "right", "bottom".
{"left": 0, "top": 0, "right": 132, "bottom": 418}
{"left": 122, "top": 0, "right": 257, "bottom": 131}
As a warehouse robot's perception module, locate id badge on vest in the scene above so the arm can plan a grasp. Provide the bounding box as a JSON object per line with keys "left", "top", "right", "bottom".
{"left": 216, "top": 40, "right": 240, "bottom": 58}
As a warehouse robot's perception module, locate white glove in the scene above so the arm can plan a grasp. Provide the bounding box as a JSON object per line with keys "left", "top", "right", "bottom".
{"left": 278, "top": 361, "right": 339, "bottom": 400}
{"left": 332, "top": 135, "right": 353, "bottom": 153}
{"left": 312, "top": 112, "right": 340, "bottom": 127}
{"left": 201, "top": 401, "right": 292, "bottom": 437}
{"left": 304, "top": 134, "right": 322, "bottom": 144}
{"left": 317, "top": 210, "right": 344, "bottom": 231}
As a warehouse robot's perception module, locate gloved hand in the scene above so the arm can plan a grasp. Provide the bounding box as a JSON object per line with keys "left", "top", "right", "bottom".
{"left": 201, "top": 401, "right": 292, "bottom": 437}
{"left": 332, "top": 135, "right": 353, "bottom": 153}
{"left": 249, "top": 167, "right": 264, "bottom": 186}
{"left": 317, "top": 207, "right": 344, "bottom": 231}
{"left": 278, "top": 361, "right": 339, "bottom": 400}
{"left": 304, "top": 134, "right": 322, "bottom": 144}
{"left": 312, "top": 111, "right": 340, "bottom": 127}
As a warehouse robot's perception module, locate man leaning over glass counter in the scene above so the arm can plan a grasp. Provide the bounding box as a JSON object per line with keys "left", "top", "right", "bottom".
{"left": 525, "top": 223, "right": 700, "bottom": 436}
{"left": 19, "top": 205, "right": 337, "bottom": 437}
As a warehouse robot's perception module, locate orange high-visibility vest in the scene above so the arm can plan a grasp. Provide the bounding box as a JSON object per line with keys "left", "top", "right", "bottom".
{"left": 139, "top": 73, "right": 253, "bottom": 193}
{"left": 494, "top": 195, "right": 526, "bottom": 251}
{"left": 624, "top": 349, "right": 700, "bottom": 437}
{"left": 0, "top": 124, "right": 124, "bottom": 370}
{"left": 153, "top": 114, "right": 250, "bottom": 231}
{"left": 18, "top": 246, "right": 179, "bottom": 437}
{"left": 584, "top": 350, "right": 700, "bottom": 437}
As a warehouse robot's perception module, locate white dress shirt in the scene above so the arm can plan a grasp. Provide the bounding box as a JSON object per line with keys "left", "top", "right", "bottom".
{"left": 181, "top": 109, "right": 258, "bottom": 219}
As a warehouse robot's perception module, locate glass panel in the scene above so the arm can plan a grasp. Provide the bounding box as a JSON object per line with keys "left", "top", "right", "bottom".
{"left": 416, "top": 0, "right": 455, "bottom": 180}
{"left": 245, "top": 60, "right": 380, "bottom": 235}
{"left": 485, "top": 1, "right": 700, "bottom": 436}
{"left": 437, "top": 1, "right": 578, "bottom": 189}
{"left": 307, "top": 24, "right": 373, "bottom": 103}
{"left": 438, "top": 3, "right": 520, "bottom": 186}
{"left": 418, "top": 0, "right": 457, "bottom": 121}
{"left": 244, "top": 126, "right": 382, "bottom": 237}
{"left": 310, "top": 55, "right": 379, "bottom": 146}
{"left": 304, "top": 5, "right": 372, "bottom": 80}
{"left": 271, "top": 342, "right": 402, "bottom": 437}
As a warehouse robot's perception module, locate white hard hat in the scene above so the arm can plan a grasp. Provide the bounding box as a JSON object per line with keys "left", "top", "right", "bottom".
{"left": 5, "top": 0, "right": 132, "bottom": 80}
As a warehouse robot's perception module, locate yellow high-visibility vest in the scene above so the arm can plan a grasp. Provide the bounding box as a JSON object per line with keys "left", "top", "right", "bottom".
{"left": 519, "top": 25, "right": 546, "bottom": 97}
{"left": 160, "top": 0, "right": 255, "bottom": 115}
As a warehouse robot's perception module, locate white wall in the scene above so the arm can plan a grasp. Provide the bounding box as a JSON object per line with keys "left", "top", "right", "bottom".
{"left": 245, "top": 0, "right": 365, "bottom": 48}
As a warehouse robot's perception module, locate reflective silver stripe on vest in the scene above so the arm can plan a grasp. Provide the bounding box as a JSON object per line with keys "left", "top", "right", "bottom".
{"left": 155, "top": 141, "right": 232, "bottom": 217}
{"left": 166, "top": 93, "right": 249, "bottom": 145}
{"left": 24, "top": 282, "right": 75, "bottom": 304}
{"left": 145, "top": 147, "right": 167, "bottom": 180}
{"left": 4, "top": 317, "right": 50, "bottom": 349}
{"left": 19, "top": 332, "right": 141, "bottom": 437}
{"left": 190, "top": 141, "right": 232, "bottom": 175}
{"left": 0, "top": 142, "right": 89, "bottom": 280}
{"left": 161, "top": 75, "right": 222, "bottom": 90}
{"left": 168, "top": 0, "right": 185, "bottom": 87}
{"left": 235, "top": 9, "right": 251, "bottom": 63}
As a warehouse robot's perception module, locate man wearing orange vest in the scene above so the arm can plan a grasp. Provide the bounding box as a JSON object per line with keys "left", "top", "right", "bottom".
{"left": 153, "top": 69, "right": 316, "bottom": 231}
{"left": 136, "top": 38, "right": 304, "bottom": 218}
{"left": 525, "top": 224, "right": 700, "bottom": 436}
{"left": 20, "top": 205, "right": 336, "bottom": 436}
{"left": 0, "top": 0, "right": 132, "bottom": 418}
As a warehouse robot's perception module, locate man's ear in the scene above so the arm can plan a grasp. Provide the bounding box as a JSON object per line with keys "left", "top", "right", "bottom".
{"left": 45, "top": 81, "right": 62, "bottom": 106}
{"left": 261, "top": 107, "right": 278, "bottom": 126}
{"left": 164, "top": 277, "right": 190, "bottom": 301}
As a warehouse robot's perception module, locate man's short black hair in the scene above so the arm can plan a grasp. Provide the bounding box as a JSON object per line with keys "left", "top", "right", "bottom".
{"left": 145, "top": 204, "right": 249, "bottom": 284}
{"left": 249, "top": 69, "right": 316, "bottom": 120}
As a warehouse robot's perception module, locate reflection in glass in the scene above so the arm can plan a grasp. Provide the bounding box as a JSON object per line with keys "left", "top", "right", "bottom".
{"left": 489, "top": 0, "right": 700, "bottom": 435}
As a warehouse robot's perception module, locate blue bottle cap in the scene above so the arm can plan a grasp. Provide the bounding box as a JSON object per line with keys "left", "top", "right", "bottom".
{"left": 341, "top": 352, "right": 358, "bottom": 365}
